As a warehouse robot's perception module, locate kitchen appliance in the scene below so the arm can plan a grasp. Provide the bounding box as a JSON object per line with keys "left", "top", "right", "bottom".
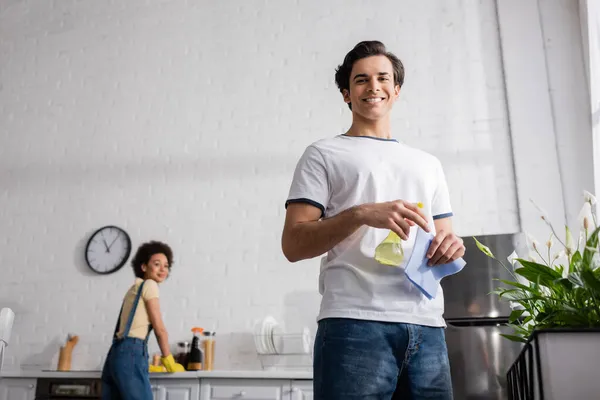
{"left": 35, "top": 378, "right": 102, "bottom": 399}
{"left": 441, "top": 234, "right": 525, "bottom": 400}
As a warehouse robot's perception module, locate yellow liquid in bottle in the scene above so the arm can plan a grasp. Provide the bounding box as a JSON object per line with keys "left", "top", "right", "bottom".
{"left": 374, "top": 231, "right": 404, "bottom": 266}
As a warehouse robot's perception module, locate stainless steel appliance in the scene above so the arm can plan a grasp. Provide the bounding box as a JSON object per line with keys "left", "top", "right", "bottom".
{"left": 442, "top": 234, "right": 525, "bottom": 400}
{"left": 35, "top": 378, "right": 101, "bottom": 399}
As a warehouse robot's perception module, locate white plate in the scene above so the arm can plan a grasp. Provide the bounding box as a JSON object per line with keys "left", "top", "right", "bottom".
{"left": 253, "top": 320, "right": 266, "bottom": 354}
{"left": 261, "top": 316, "right": 277, "bottom": 354}
{"left": 272, "top": 324, "right": 285, "bottom": 354}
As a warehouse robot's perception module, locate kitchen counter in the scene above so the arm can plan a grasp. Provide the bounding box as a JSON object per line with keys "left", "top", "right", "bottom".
{"left": 0, "top": 369, "right": 313, "bottom": 380}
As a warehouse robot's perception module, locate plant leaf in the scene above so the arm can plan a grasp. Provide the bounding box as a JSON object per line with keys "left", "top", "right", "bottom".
{"left": 568, "top": 273, "right": 584, "bottom": 287}
{"left": 500, "top": 334, "right": 527, "bottom": 343}
{"left": 570, "top": 251, "right": 582, "bottom": 274}
{"left": 515, "top": 259, "right": 562, "bottom": 287}
{"left": 583, "top": 227, "right": 600, "bottom": 266}
{"left": 555, "top": 278, "right": 573, "bottom": 291}
{"left": 581, "top": 268, "right": 600, "bottom": 296}
{"left": 509, "top": 309, "right": 525, "bottom": 323}
{"left": 498, "top": 279, "right": 539, "bottom": 294}
{"left": 473, "top": 237, "right": 495, "bottom": 259}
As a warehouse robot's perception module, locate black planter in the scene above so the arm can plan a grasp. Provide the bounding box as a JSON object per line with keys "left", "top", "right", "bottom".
{"left": 507, "top": 328, "right": 600, "bottom": 400}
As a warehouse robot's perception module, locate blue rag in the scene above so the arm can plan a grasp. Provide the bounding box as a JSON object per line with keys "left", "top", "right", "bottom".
{"left": 404, "top": 227, "right": 466, "bottom": 299}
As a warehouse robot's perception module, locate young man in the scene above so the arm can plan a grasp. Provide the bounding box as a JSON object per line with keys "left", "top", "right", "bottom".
{"left": 282, "top": 41, "right": 465, "bottom": 399}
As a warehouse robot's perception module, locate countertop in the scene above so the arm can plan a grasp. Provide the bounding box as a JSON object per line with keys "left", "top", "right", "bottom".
{"left": 0, "top": 369, "right": 313, "bottom": 380}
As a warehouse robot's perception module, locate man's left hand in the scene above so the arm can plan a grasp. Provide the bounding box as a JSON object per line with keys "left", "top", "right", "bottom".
{"left": 426, "top": 230, "right": 465, "bottom": 266}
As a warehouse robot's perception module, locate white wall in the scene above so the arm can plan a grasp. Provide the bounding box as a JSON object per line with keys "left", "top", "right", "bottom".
{"left": 0, "top": 0, "right": 591, "bottom": 370}
{"left": 580, "top": 0, "right": 600, "bottom": 197}
{"left": 497, "top": 0, "right": 595, "bottom": 245}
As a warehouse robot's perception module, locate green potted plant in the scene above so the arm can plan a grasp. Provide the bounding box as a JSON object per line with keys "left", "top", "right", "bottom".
{"left": 474, "top": 191, "right": 600, "bottom": 399}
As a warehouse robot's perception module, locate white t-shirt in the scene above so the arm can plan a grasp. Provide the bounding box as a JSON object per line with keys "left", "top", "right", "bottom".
{"left": 286, "top": 134, "right": 453, "bottom": 327}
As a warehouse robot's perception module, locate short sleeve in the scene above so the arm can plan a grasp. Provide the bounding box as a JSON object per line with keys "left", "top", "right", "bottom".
{"left": 285, "top": 145, "right": 330, "bottom": 218}
{"left": 431, "top": 159, "right": 453, "bottom": 220}
{"left": 142, "top": 279, "right": 159, "bottom": 301}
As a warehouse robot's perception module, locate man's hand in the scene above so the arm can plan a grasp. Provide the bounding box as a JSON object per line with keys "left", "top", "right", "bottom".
{"left": 358, "top": 200, "right": 430, "bottom": 240}
{"left": 426, "top": 230, "right": 465, "bottom": 266}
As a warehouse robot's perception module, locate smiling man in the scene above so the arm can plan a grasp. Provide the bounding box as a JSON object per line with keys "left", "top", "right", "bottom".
{"left": 281, "top": 41, "right": 465, "bottom": 399}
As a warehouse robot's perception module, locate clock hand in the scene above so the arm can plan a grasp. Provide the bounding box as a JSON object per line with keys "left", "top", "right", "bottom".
{"left": 108, "top": 232, "right": 120, "bottom": 250}
{"left": 100, "top": 232, "right": 110, "bottom": 253}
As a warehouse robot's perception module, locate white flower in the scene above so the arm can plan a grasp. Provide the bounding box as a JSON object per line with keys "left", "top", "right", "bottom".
{"left": 553, "top": 250, "right": 566, "bottom": 261}
{"left": 507, "top": 249, "right": 530, "bottom": 285}
{"left": 546, "top": 233, "right": 553, "bottom": 249}
{"left": 507, "top": 250, "right": 518, "bottom": 267}
{"left": 525, "top": 232, "right": 541, "bottom": 254}
{"left": 530, "top": 199, "right": 552, "bottom": 227}
{"left": 509, "top": 301, "right": 525, "bottom": 311}
{"left": 584, "top": 190, "right": 597, "bottom": 206}
{"left": 578, "top": 202, "right": 593, "bottom": 234}
{"left": 578, "top": 230, "right": 586, "bottom": 251}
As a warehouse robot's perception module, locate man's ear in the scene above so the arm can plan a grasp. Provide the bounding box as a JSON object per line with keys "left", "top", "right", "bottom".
{"left": 342, "top": 89, "right": 351, "bottom": 105}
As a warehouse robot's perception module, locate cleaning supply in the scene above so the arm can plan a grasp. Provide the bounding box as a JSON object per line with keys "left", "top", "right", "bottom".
{"left": 161, "top": 354, "right": 186, "bottom": 373}
{"left": 186, "top": 327, "right": 204, "bottom": 371}
{"left": 374, "top": 231, "right": 405, "bottom": 266}
{"left": 404, "top": 227, "right": 466, "bottom": 299}
{"left": 149, "top": 354, "right": 166, "bottom": 373}
{"left": 374, "top": 202, "right": 424, "bottom": 267}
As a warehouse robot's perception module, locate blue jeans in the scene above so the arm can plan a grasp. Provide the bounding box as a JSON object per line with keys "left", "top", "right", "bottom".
{"left": 313, "top": 318, "right": 453, "bottom": 400}
{"left": 101, "top": 338, "right": 153, "bottom": 400}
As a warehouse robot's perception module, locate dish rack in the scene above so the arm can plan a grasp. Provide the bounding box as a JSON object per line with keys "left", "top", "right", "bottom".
{"left": 254, "top": 332, "right": 313, "bottom": 371}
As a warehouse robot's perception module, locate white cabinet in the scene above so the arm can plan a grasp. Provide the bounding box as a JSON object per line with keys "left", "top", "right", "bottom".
{"left": 290, "top": 381, "right": 313, "bottom": 400}
{"left": 202, "top": 379, "right": 290, "bottom": 400}
{"left": 151, "top": 379, "right": 200, "bottom": 400}
{"left": 0, "top": 378, "right": 36, "bottom": 400}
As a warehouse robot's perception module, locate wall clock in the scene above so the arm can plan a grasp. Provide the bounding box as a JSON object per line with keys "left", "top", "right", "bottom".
{"left": 85, "top": 225, "right": 132, "bottom": 274}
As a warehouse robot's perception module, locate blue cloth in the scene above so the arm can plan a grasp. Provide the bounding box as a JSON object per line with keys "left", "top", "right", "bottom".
{"left": 101, "top": 281, "right": 153, "bottom": 400}
{"left": 404, "top": 228, "right": 466, "bottom": 299}
{"left": 313, "top": 318, "right": 453, "bottom": 399}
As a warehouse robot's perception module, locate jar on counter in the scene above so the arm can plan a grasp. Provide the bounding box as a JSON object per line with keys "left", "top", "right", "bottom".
{"left": 175, "top": 341, "right": 190, "bottom": 367}
{"left": 202, "top": 331, "right": 216, "bottom": 371}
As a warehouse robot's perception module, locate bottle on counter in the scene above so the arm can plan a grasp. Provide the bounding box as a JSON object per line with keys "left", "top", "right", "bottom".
{"left": 187, "top": 327, "right": 204, "bottom": 371}
{"left": 202, "top": 331, "right": 216, "bottom": 371}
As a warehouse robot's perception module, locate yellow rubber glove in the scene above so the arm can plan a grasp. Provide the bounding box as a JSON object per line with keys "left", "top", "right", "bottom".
{"left": 149, "top": 364, "right": 166, "bottom": 373}
{"left": 161, "top": 354, "right": 186, "bottom": 373}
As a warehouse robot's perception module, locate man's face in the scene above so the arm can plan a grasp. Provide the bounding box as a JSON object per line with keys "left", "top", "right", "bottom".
{"left": 343, "top": 55, "right": 400, "bottom": 121}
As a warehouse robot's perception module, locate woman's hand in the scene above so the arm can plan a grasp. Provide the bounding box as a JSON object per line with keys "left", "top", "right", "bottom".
{"left": 161, "top": 354, "right": 186, "bottom": 373}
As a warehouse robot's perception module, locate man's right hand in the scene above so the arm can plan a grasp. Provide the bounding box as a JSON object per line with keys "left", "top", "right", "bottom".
{"left": 357, "top": 200, "right": 430, "bottom": 240}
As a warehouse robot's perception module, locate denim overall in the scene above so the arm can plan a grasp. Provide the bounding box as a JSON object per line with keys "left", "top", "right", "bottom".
{"left": 101, "top": 281, "right": 154, "bottom": 400}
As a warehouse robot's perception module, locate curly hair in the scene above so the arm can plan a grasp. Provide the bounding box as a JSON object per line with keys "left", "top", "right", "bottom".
{"left": 131, "top": 240, "right": 174, "bottom": 279}
{"left": 334, "top": 41, "right": 405, "bottom": 110}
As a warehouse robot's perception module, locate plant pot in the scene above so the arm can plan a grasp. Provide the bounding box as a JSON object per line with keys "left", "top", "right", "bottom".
{"left": 507, "top": 328, "right": 600, "bottom": 400}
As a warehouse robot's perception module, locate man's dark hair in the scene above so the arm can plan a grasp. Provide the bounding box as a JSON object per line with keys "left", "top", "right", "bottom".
{"left": 131, "top": 240, "right": 174, "bottom": 279}
{"left": 335, "top": 41, "right": 405, "bottom": 109}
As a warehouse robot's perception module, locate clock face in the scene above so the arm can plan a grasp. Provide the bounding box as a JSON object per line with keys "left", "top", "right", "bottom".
{"left": 85, "top": 226, "right": 132, "bottom": 274}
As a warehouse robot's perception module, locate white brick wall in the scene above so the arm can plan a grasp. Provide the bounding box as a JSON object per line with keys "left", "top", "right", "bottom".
{"left": 0, "top": 0, "right": 591, "bottom": 371}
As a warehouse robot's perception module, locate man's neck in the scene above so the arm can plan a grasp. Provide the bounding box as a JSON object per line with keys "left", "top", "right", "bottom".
{"left": 345, "top": 115, "right": 392, "bottom": 139}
